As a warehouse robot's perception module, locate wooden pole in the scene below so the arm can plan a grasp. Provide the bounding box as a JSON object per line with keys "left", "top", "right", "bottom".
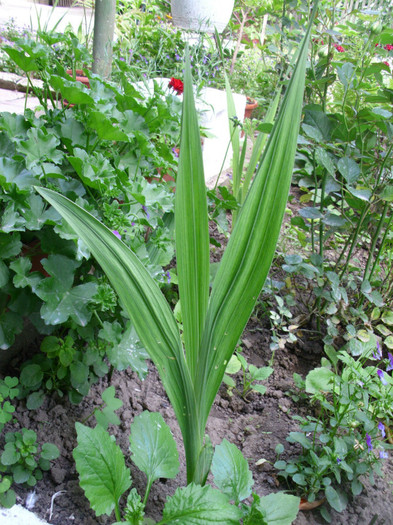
{"left": 92, "top": 0, "right": 116, "bottom": 79}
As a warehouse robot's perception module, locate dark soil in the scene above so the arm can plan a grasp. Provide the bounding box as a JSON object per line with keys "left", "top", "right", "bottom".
{"left": 2, "top": 195, "right": 393, "bottom": 525}
{"left": 3, "top": 314, "right": 393, "bottom": 525}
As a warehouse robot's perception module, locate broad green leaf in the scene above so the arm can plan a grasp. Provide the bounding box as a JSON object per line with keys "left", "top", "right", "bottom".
{"left": 87, "top": 112, "right": 129, "bottom": 141}
{"left": 256, "top": 492, "right": 300, "bottom": 525}
{"left": 70, "top": 361, "right": 89, "bottom": 390}
{"left": 130, "top": 411, "right": 179, "bottom": 483}
{"left": 211, "top": 439, "right": 253, "bottom": 503}
{"left": 337, "top": 157, "right": 360, "bottom": 185}
{"left": 22, "top": 194, "right": 60, "bottom": 230}
{"left": 20, "top": 364, "right": 43, "bottom": 388}
{"left": 26, "top": 391, "right": 45, "bottom": 410}
{"left": 0, "top": 112, "right": 29, "bottom": 137}
{"left": 325, "top": 486, "right": 348, "bottom": 512}
{"left": 1, "top": 444, "right": 19, "bottom": 466}
{"left": 0, "top": 158, "right": 37, "bottom": 192}
{"left": 50, "top": 75, "right": 95, "bottom": 105}
{"left": 0, "top": 232, "right": 22, "bottom": 259}
{"left": 162, "top": 483, "right": 241, "bottom": 524}
{"left": 73, "top": 423, "right": 131, "bottom": 517}
{"left": 3, "top": 47, "right": 38, "bottom": 72}
{"left": 41, "top": 443, "right": 60, "bottom": 461}
{"left": 337, "top": 63, "right": 355, "bottom": 90}
{"left": 196, "top": 7, "right": 317, "bottom": 427}
{"left": 379, "top": 185, "right": 393, "bottom": 202}
{"left": 1, "top": 203, "right": 25, "bottom": 233}
{"left": 95, "top": 386, "right": 123, "bottom": 429}
{"left": 382, "top": 310, "right": 393, "bottom": 326}
{"left": 0, "top": 311, "right": 23, "bottom": 350}
{"left": 252, "top": 384, "right": 267, "bottom": 395}
{"left": 347, "top": 187, "right": 372, "bottom": 201}
{"left": 299, "top": 207, "right": 323, "bottom": 220}
{"left": 110, "top": 328, "right": 148, "bottom": 377}
{"left": 35, "top": 255, "right": 97, "bottom": 326}
{"left": 175, "top": 53, "right": 210, "bottom": 380}
{"left": 250, "top": 365, "right": 273, "bottom": 381}
{"left": 385, "top": 336, "right": 393, "bottom": 350}
{"left": 348, "top": 334, "right": 377, "bottom": 357}
{"left": 287, "top": 432, "right": 311, "bottom": 449}
{"left": 376, "top": 324, "right": 391, "bottom": 336}
{"left": 303, "top": 107, "right": 333, "bottom": 141}
{"left": 305, "top": 367, "right": 335, "bottom": 394}
{"left": 17, "top": 128, "right": 63, "bottom": 169}
{"left": 0, "top": 488, "right": 16, "bottom": 508}
{"left": 225, "top": 355, "right": 242, "bottom": 375}
{"left": 315, "top": 147, "right": 335, "bottom": 176}
{"left": 12, "top": 465, "right": 30, "bottom": 484}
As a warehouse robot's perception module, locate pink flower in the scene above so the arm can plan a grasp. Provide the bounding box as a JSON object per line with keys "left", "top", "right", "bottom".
{"left": 384, "top": 44, "right": 393, "bottom": 51}
{"left": 334, "top": 43, "right": 345, "bottom": 53}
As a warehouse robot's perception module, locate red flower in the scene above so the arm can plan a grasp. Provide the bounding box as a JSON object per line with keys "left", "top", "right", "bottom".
{"left": 169, "top": 77, "right": 184, "bottom": 95}
{"left": 384, "top": 44, "right": 393, "bottom": 51}
{"left": 333, "top": 43, "right": 345, "bottom": 53}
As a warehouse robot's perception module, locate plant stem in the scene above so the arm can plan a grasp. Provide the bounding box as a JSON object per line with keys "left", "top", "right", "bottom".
{"left": 114, "top": 501, "right": 121, "bottom": 522}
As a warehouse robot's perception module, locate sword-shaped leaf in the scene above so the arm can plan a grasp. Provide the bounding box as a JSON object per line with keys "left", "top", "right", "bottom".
{"left": 176, "top": 53, "right": 210, "bottom": 380}
{"left": 35, "top": 186, "right": 200, "bottom": 479}
{"left": 196, "top": 5, "right": 317, "bottom": 424}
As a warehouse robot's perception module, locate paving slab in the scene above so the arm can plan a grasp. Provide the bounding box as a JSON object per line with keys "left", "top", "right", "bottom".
{"left": 0, "top": 0, "right": 93, "bottom": 35}
{"left": 0, "top": 87, "right": 41, "bottom": 113}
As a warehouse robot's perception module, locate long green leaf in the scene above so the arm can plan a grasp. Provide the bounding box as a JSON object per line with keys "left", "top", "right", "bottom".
{"left": 225, "top": 74, "right": 241, "bottom": 201}
{"left": 176, "top": 52, "right": 210, "bottom": 380}
{"left": 239, "top": 88, "right": 281, "bottom": 206}
{"left": 196, "top": 5, "right": 318, "bottom": 425}
{"left": 35, "top": 186, "right": 200, "bottom": 481}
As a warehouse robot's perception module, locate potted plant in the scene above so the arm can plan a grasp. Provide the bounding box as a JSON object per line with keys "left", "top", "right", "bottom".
{"left": 244, "top": 96, "right": 258, "bottom": 118}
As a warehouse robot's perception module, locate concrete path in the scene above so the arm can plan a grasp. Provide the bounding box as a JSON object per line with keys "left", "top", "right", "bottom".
{"left": 0, "top": 0, "right": 94, "bottom": 35}
{"left": 0, "top": 87, "right": 41, "bottom": 113}
{"left": 0, "top": 0, "right": 93, "bottom": 113}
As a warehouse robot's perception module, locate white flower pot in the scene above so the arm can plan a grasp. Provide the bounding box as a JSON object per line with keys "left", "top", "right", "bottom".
{"left": 170, "top": 0, "right": 235, "bottom": 33}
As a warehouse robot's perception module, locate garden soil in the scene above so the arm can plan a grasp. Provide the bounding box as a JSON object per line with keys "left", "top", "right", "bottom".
{"left": 3, "top": 317, "right": 393, "bottom": 525}
{"left": 2, "top": 211, "right": 393, "bottom": 525}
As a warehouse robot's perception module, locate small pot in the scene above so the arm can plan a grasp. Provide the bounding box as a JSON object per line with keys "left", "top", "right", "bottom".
{"left": 244, "top": 97, "right": 258, "bottom": 119}
{"left": 66, "top": 69, "right": 90, "bottom": 88}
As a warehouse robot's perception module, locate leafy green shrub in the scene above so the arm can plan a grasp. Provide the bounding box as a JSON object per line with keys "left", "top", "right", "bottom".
{"left": 0, "top": 34, "right": 182, "bottom": 404}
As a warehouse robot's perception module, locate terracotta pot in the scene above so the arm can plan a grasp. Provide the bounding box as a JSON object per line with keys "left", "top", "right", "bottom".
{"left": 244, "top": 96, "right": 258, "bottom": 119}
{"left": 66, "top": 69, "right": 90, "bottom": 88}
{"left": 147, "top": 170, "right": 176, "bottom": 186}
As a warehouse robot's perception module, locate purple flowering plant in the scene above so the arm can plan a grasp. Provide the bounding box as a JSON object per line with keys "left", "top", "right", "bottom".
{"left": 275, "top": 341, "right": 393, "bottom": 518}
